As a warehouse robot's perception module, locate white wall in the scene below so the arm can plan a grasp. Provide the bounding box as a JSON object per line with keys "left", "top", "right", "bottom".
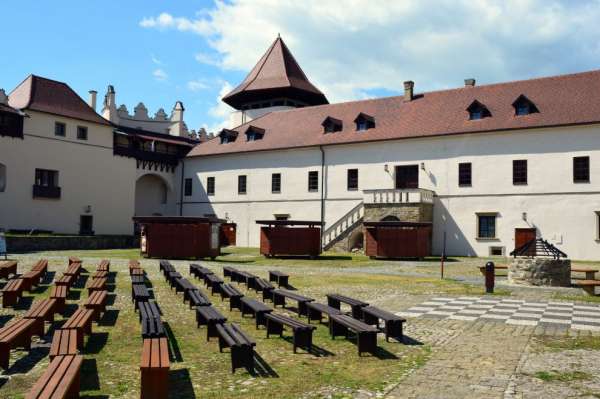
{"left": 0, "top": 111, "right": 137, "bottom": 235}
{"left": 182, "top": 124, "right": 600, "bottom": 260}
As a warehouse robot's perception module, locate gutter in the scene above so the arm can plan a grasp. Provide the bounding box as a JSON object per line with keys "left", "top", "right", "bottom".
{"left": 179, "top": 160, "right": 185, "bottom": 216}
{"left": 319, "top": 145, "right": 325, "bottom": 252}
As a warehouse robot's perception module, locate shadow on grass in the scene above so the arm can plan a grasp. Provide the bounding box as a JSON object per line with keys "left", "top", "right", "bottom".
{"left": 401, "top": 335, "right": 423, "bottom": 346}
{"left": 40, "top": 271, "right": 56, "bottom": 285}
{"left": 169, "top": 368, "right": 196, "bottom": 398}
{"left": 84, "top": 332, "right": 109, "bottom": 354}
{"left": 0, "top": 314, "right": 14, "bottom": 328}
{"left": 281, "top": 336, "right": 335, "bottom": 357}
{"left": 106, "top": 294, "right": 116, "bottom": 306}
{"left": 14, "top": 296, "right": 34, "bottom": 311}
{"left": 67, "top": 289, "right": 82, "bottom": 300}
{"left": 99, "top": 309, "right": 119, "bottom": 327}
{"left": 371, "top": 346, "right": 399, "bottom": 360}
{"left": 73, "top": 275, "right": 89, "bottom": 289}
{"left": 63, "top": 303, "right": 79, "bottom": 317}
{"left": 6, "top": 346, "right": 49, "bottom": 375}
{"left": 250, "top": 351, "right": 279, "bottom": 378}
{"left": 80, "top": 358, "right": 101, "bottom": 391}
{"left": 163, "top": 322, "right": 183, "bottom": 362}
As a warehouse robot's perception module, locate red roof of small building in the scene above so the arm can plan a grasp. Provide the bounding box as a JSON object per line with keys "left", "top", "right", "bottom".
{"left": 8, "top": 75, "right": 110, "bottom": 125}
{"left": 222, "top": 36, "right": 328, "bottom": 109}
{"left": 189, "top": 69, "right": 600, "bottom": 158}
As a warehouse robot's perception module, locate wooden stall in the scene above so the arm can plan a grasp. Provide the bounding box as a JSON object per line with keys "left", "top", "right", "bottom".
{"left": 256, "top": 220, "right": 323, "bottom": 258}
{"left": 220, "top": 223, "right": 237, "bottom": 247}
{"left": 133, "top": 216, "right": 223, "bottom": 260}
{"left": 364, "top": 221, "right": 432, "bottom": 259}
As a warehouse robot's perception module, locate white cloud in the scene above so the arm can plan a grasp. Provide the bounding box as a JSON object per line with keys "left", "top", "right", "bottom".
{"left": 187, "top": 79, "right": 210, "bottom": 91}
{"left": 204, "top": 80, "right": 234, "bottom": 133}
{"left": 151, "top": 54, "right": 162, "bottom": 65}
{"left": 194, "top": 52, "right": 221, "bottom": 67}
{"left": 152, "top": 68, "right": 168, "bottom": 81}
{"left": 139, "top": 1, "right": 600, "bottom": 103}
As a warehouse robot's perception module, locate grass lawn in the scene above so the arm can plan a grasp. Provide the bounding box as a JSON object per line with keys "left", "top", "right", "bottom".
{"left": 0, "top": 248, "right": 565, "bottom": 398}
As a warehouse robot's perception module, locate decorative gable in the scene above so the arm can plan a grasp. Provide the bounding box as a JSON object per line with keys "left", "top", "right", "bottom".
{"left": 467, "top": 100, "right": 491, "bottom": 120}
{"left": 245, "top": 125, "right": 266, "bottom": 141}
{"left": 512, "top": 95, "right": 539, "bottom": 116}
{"left": 354, "top": 113, "right": 375, "bottom": 131}
{"left": 321, "top": 116, "right": 343, "bottom": 133}
{"left": 218, "top": 129, "right": 238, "bottom": 144}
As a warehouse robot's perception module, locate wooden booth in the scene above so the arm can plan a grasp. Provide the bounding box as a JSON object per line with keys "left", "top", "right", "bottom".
{"left": 133, "top": 216, "right": 223, "bottom": 260}
{"left": 256, "top": 220, "right": 323, "bottom": 258}
{"left": 220, "top": 223, "right": 237, "bottom": 247}
{"left": 364, "top": 221, "right": 432, "bottom": 259}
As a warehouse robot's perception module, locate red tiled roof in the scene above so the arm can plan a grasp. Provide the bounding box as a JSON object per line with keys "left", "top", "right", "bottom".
{"left": 8, "top": 75, "right": 110, "bottom": 125}
{"left": 188, "top": 69, "right": 600, "bottom": 158}
{"left": 222, "top": 36, "right": 328, "bottom": 108}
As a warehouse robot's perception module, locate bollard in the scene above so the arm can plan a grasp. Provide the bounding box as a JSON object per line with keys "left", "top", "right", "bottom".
{"left": 485, "top": 261, "right": 495, "bottom": 294}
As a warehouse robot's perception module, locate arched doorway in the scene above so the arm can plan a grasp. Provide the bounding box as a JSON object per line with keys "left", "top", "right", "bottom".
{"left": 134, "top": 174, "right": 171, "bottom": 217}
{"left": 348, "top": 229, "right": 364, "bottom": 251}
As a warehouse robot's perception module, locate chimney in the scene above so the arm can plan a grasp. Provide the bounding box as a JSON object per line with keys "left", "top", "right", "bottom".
{"left": 88, "top": 90, "right": 97, "bottom": 111}
{"left": 403, "top": 81, "right": 414, "bottom": 102}
{"left": 464, "top": 78, "right": 476, "bottom": 87}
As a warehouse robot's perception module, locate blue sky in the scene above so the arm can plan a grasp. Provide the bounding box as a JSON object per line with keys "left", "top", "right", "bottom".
{"left": 3, "top": 1, "right": 600, "bottom": 133}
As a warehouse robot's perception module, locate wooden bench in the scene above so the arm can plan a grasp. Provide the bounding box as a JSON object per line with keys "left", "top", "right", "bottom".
{"left": 205, "top": 273, "right": 224, "bottom": 295}
{"left": 231, "top": 270, "right": 257, "bottom": 287}
{"left": 160, "top": 261, "right": 175, "bottom": 276}
{"left": 140, "top": 337, "right": 170, "bottom": 399}
{"left": 573, "top": 279, "right": 600, "bottom": 295}
{"left": 306, "top": 302, "right": 342, "bottom": 324}
{"left": 0, "top": 260, "right": 17, "bottom": 279}
{"left": 265, "top": 313, "right": 316, "bottom": 353}
{"left": 131, "top": 268, "right": 145, "bottom": 278}
{"left": 55, "top": 274, "right": 76, "bottom": 290}
{"left": 187, "top": 289, "right": 211, "bottom": 308}
{"left": 196, "top": 306, "right": 227, "bottom": 341}
{"left": 129, "top": 260, "right": 142, "bottom": 275}
{"left": 222, "top": 266, "right": 237, "bottom": 279}
{"left": 141, "top": 308, "right": 165, "bottom": 339}
{"left": 2, "top": 278, "right": 25, "bottom": 307}
{"left": 27, "top": 354, "right": 83, "bottom": 399}
{"left": 92, "top": 270, "right": 108, "bottom": 279}
{"left": 327, "top": 294, "right": 369, "bottom": 319}
{"left": 174, "top": 277, "right": 195, "bottom": 295}
{"left": 220, "top": 283, "right": 244, "bottom": 311}
{"left": 166, "top": 271, "right": 182, "bottom": 287}
{"left": 361, "top": 306, "right": 406, "bottom": 342}
{"left": 31, "top": 259, "right": 49, "bottom": 274}
{"left": 0, "top": 318, "right": 36, "bottom": 369}
{"left": 138, "top": 300, "right": 161, "bottom": 322}
{"left": 240, "top": 297, "right": 273, "bottom": 329}
{"left": 62, "top": 308, "right": 94, "bottom": 348}
{"left": 329, "top": 314, "right": 379, "bottom": 356}
{"left": 68, "top": 256, "right": 81, "bottom": 266}
{"left": 65, "top": 262, "right": 82, "bottom": 278}
{"left": 51, "top": 285, "right": 68, "bottom": 314}
{"left": 131, "top": 275, "right": 146, "bottom": 285}
{"left": 571, "top": 267, "right": 599, "bottom": 280}
{"left": 84, "top": 290, "right": 108, "bottom": 320}
{"left": 215, "top": 323, "right": 255, "bottom": 374}
{"left": 21, "top": 269, "right": 44, "bottom": 291}
{"left": 269, "top": 270, "right": 289, "bottom": 287}
{"left": 87, "top": 277, "right": 107, "bottom": 295}
{"left": 49, "top": 329, "right": 78, "bottom": 360}
{"left": 97, "top": 259, "right": 110, "bottom": 272}
{"left": 272, "top": 289, "right": 314, "bottom": 316}
{"left": 191, "top": 263, "right": 213, "bottom": 279}
{"left": 24, "top": 298, "right": 58, "bottom": 337}
{"left": 132, "top": 284, "right": 151, "bottom": 308}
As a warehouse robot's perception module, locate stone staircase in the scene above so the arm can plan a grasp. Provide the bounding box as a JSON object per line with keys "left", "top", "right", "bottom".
{"left": 322, "top": 202, "right": 364, "bottom": 251}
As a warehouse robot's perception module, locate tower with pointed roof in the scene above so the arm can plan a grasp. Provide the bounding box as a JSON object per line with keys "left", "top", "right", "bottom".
{"left": 223, "top": 35, "right": 328, "bottom": 128}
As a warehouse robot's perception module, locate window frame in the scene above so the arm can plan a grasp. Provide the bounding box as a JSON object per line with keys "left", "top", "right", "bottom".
{"left": 308, "top": 171, "right": 319, "bottom": 192}
{"left": 35, "top": 168, "right": 59, "bottom": 188}
{"left": 347, "top": 168, "right": 359, "bottom": 191}
{"left": 206, "top": 176, "right": 215, "bottom": 196}
{"left": 184, "top": 178, "right": 193, "bottom": 196}
{"left": 458, "top": 162, "right": 472, "bottom": 187}
{"left": 238, "top": 175, "right": 247, "bottom": 195}
{"left": 76, "top": 125, "right": 88, "bottom": 140}
{"left": 54, "top": 122, "right": 66, "bottom": 137}
{"left": 476, "top": 212, "right": 498, "bottom": 240}
{"left": 512, "top": 159, "right": 528, "bottom": 185}
{"left": 271, "top": 173, "right": 281, "bottom": 194}
{"left": 573, "top": 156, "right": 590, "bottom": 183}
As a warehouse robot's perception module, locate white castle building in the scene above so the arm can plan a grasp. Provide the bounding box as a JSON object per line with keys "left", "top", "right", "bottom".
{"left": 2, "top": 36, "right": 600, "bottom": 260}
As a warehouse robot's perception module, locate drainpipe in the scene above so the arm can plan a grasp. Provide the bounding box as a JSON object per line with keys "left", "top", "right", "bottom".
{"left": 319, "top": 146, "right": 325, "bottom": 252}
{"left": 179, "top": 160, "right": 185, "bottom": 216}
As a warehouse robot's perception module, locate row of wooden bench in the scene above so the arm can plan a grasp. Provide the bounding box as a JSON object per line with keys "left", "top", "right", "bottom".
{"left": 1, "top": 259, "right": 48, "bottom": 307}
{"left": 27, "top": 258, "right": 111, "bottom": 399}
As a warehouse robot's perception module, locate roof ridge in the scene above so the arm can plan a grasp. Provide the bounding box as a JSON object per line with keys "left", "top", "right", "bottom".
{"left": 240, "top": 38, "right": 280, "bottom": 92}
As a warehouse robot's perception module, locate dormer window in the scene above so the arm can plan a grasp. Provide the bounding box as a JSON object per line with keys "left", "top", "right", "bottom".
{"left": 467, "top": 100, "right": 491, "bottom": 120}
{"left": 354, "top": 113, "right": 375, "bottom": 131}
{"left": 322, "top": 116, "right": 343, "bottom": 133}
{"left": 245, "top": 125, "right": 265, "bottom": 142}
{"left": 512, "top": 95, "right": 539, "bottom": 116}
{"left": 219, "top": 129, "right": 238, "bottom": 144}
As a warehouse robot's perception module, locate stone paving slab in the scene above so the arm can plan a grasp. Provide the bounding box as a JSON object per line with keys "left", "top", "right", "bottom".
{"left": 398, "top": 297, "right": 600, "bottom": 331}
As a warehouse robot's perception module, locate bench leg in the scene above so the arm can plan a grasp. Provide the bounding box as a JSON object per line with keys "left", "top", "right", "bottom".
{"left": 357, "top": 332, "right": 377, "bottom": 356}
{"left": 3, "top": 292, "right": 16, "bottom": 308}
{"left": 231, "top": 345, "right": 253, "bottom": 374}
{"left": 293, "top": 330, "right": 313, "bottom": 353}
{"left": 386, "top": 320, "right": 404, "bottom": 342}
{"left": 0, "top": 345, "right": 8, "bottom": 370}
{"left": 66, "top": 367, "right": 81, "bottom": 399}
{"left": 329, "top": 320, "right": 347, "bottom": 339}
{"left": 327, "top": 298, "right": 340, "bottom": 310}
{"left": 266, "top": 320, "right": 283, "bottom": 338}
{"left": 351, "top": 306, "right": 364, "bottom": 320}
{"left": 141, "top": 368, "right": 169, "bottom": 399}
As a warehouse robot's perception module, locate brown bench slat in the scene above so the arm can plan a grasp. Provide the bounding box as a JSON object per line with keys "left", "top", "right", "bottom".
{"left": 24, "top": 299, "right": 58, "bottom": 337}
{"left": 49, "top": 329, "right": 78, "bottom": 360}
{"left": 0, "top": 318, "right": 36, "bottom": 369}
{"left": 62, "top": 308, "right": 94, "bottom": 348}
{"left": 26, "top": 354, "right": 83, "bottom": 399}
{"left": 2, "top": 278, "right": 25, "bottom": 307}
{"left": 0, "top": 261, "right": 18, "bottom": 279}
{"left": 140, "top": 337, "right": 169, "bottom": 399}
{"left": 84, "top": 290, "right": 108, "bottom": 320}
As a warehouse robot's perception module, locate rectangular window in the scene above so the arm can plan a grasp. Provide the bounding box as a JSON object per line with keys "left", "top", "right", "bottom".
{"left": 395, "top": 165, "right": 419, "bottom": 189}
{"left": 184, "top": 178, "right": 192, "bottom": 196}
{"left": 207, "top": 177, "right": 215, "bottom": 196}
{"left": 347, "top": 169, "right": 358, "bottom": 191}
{"left": 477, "top": 214, "right": 497, "bottom": 239}
{"left": 574, "top": 156, "right": 590, "bottom": 183}
{"left": 54, "top": 122, "right": 66, "bottom": 137}
{"left": 238, "top": 175, "right": 247, "bottom": 195}
{"left": 35, "top": 169, "right": 59, "bottom": 187}
{"left": 458, "top": 162, "right": 472, "bottom": 186}
{"left": 271, "top": 173, "right": 281, "bottom": 193}
{"left": 308, "top": 171, "right": 319, "bottom": 192}
{"left": 76, "top": 126, "right": 88, "bottom": 140}
{"left": 274, "top": 214, "right": 290, "bottom": 221}
{"left": 513, "top": 160, "right": 527, "bottom": 185}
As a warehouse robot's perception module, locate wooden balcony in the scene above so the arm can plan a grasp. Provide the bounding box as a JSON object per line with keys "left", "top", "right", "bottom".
{"left": 33, "top": 185, "right": 61, "bottom": 199}
{"left": 362, "top": 188, "right": 434, "bottom": 205}
{"left": 113, "top": 145, "right": 181, "bottom": 165}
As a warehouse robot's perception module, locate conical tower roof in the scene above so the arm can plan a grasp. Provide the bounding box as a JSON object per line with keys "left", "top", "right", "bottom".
{"left": 222, "top": 36, "right": 328, "bottom": 109}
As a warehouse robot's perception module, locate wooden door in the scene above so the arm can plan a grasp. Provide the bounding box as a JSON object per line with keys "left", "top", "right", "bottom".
{"left": 395, "top": 165, "right": 419, "bottom": 189}
{"left": 515, "top": 228, "right": 536, "bottom": 255}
